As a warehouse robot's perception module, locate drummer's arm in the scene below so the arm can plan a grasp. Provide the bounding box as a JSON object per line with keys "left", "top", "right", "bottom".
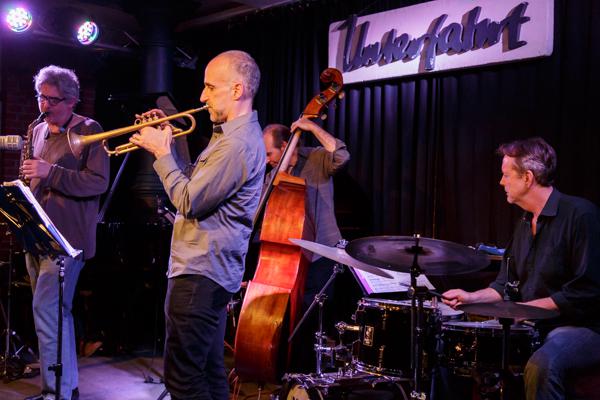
{"left": 442, "top": 287, "right": 502, "bottom": 308}
{"left": 521, "top": 297, "right": 559, "bottom": 311}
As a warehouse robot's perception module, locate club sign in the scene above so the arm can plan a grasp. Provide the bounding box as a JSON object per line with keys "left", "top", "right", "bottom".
{"left": 328, "top": 0, "right": 554, "bottom": 84}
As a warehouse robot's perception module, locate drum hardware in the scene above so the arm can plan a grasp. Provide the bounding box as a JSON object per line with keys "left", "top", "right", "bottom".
{"left": 276, "top": 371, "right": 409, "bottom": 400}
{"left": 457, "top": 302, "right": 558, "bottom": 399}
{"left": 440, "top": 320, "right": 539, "bottom": 377}
{"left": 343, "top": 298, "right": 443, "bottom": 378}
{"left": 292, "top": 235, "right": 496, "bottom": 399}
{"left": 289, "top": 260, "right": 345, "bottom": 377}
{"left": 404, "top": 235, "right": 432, "bottom": 399}
{"left": 0, "top": 228, "right": 38, "bottom": 382}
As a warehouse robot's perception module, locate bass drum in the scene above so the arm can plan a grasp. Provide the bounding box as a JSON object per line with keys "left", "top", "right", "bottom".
{"left": 279, "top": 372, "right": 408, "bottom": 400}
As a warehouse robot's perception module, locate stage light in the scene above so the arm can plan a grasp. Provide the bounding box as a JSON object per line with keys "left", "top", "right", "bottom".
{"left": 76, "top": 20, "right": 99, "bottom": 45}
{"left": 5, "top": 7, "right": 33, "bottom": 33}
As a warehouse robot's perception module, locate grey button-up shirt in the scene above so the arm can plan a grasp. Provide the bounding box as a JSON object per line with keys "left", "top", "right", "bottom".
{"left": 153, "top": 111, "right": 265, "bottom": 293}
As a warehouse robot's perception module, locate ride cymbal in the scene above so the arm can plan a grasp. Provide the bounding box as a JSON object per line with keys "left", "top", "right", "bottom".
{"left": 345, "top": 236, "right": 489, "bottom": 276}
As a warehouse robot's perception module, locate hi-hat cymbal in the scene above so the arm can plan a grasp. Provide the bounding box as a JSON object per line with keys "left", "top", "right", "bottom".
{"left": 458, "top": 301, "right": 559, "bottom": 320}
{"left": 288, "top": 238, "right": 393, "bottom": 279}
{"left": 345, "top": 236, "right": 489, "bottom": 276}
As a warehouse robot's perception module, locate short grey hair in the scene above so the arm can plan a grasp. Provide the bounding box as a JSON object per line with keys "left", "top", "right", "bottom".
{"left": 34, "top": 65, "right": 80, "bottom": 102}
{"left": 220, "top": 50, "right": 260, "bottom": 99}
{"left": 497, "top": 137, "right": 557, "bottom": 186}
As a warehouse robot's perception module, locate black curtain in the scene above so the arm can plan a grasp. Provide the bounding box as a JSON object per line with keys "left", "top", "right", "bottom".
{"left": 175, "top": 0, "right": 600, "bottom": 248}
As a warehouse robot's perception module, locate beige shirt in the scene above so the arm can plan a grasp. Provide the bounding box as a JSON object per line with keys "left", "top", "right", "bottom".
{"left": 30, "top": 113, "right": 110, "bottom": 259}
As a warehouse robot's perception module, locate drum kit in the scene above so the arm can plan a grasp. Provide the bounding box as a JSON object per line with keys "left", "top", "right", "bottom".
{"left": 277, "top": 235, "right": 559, "bottom": 400}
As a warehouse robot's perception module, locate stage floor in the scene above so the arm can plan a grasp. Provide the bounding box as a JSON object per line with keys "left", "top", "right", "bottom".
{"left": 0, "top": 355, "right": 276, "bottom": 400}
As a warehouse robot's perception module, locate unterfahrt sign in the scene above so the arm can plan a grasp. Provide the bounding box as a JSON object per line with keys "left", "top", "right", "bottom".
{"left": 328, "top": 0, "right": 554, "bottom": 84}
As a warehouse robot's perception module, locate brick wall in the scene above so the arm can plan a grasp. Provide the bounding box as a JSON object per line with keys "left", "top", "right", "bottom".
{"left": 1, "top": 70, "right": 40, "bottom": 182}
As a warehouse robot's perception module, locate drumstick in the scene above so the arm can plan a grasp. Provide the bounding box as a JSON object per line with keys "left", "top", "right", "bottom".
{"left": 428, "top": 289, "right": 450, "bottom": 301}
{"left": 399, "top": 282, "right": 450, "bottom": 301}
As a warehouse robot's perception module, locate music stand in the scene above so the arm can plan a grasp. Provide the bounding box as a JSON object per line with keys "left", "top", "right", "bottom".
{"left": 0, "top": 180, "right": 81, "bottom": 400}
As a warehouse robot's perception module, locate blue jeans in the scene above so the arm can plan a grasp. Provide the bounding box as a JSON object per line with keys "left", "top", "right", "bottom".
{"left": 164, "top": 275, "right": 232, "bottom": 400}
{"left": 525, "top": 326, "right": 600, "bottom": 400}
{"left": 26, "top": 254, "right": 84, "bottom": 400}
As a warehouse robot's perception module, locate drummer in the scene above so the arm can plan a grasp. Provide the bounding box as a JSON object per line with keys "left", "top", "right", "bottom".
{"left": 442, "top": 137, "right": 600, "bottom": 400}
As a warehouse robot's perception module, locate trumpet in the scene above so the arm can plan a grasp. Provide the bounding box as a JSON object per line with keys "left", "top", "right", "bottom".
{"left": 68, "top": 105, "right": 209, "bottom": 157}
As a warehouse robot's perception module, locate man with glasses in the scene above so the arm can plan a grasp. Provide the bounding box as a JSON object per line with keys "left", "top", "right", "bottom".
{"left": 21, "top": 65, "right": 109, "bottom": 400}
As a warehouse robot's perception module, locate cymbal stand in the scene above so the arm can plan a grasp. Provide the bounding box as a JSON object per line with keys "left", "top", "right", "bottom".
{"left": 289, "top": 263, "right": 344, "bottom": 378}
{"left": 497, "top": 317, "right": 516, "bottom": 400}
{"left": 407, "top": 235, "right": 429, "bottom": 400}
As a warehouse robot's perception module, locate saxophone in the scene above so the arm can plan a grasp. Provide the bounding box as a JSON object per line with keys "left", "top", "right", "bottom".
{"left": 18, "top": 112, "right": 47, "bottom": 185}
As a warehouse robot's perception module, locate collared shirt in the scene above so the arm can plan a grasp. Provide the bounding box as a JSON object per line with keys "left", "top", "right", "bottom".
{"left": 153, "top": 111, "right": 265, "bottom": 293}
{"left": 490, "top": 188, "right": 600, "bottom": 333}
{"left": 30, "top": 114, "right": 110, "bottom": 259}
{"left": 264, "top": 139, "right": 350, "bottom": 258}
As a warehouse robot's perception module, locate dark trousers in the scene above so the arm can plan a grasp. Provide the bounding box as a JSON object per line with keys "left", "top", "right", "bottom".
{"left": 164, "top": 275, "right": 232, "bottom": 400}
{"left": 525, "top": 326, "right": 600, "bottom": 400}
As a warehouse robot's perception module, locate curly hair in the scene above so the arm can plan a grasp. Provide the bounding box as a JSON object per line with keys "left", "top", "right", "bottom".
{"left": 34, "top": 65, "right": 80, "bottom": 101}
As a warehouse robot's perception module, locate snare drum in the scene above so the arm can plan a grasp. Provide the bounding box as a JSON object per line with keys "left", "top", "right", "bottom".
{"left": 441, "top": 320, "right": 539, "bottom": 376}
{"left": 353, "top": 298, "right": 458, "bottom": 377}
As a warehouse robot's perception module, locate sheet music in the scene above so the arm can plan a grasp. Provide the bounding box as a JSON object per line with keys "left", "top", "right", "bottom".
{"left": 352, "top": 267, "right": 435, "bottom": 294}
{"left": 2, "top": 180, "right": 81, "bottom": 258}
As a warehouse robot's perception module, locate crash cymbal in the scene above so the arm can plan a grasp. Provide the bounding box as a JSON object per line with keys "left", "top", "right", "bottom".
{"left": 458, "top": 301, "right": 559, "bottom": 320}
{"left": 345, "top": 236, "right": 489, "bottom": 276}
{"left": 288, "top": 238, "right": 393, "bottom": 279}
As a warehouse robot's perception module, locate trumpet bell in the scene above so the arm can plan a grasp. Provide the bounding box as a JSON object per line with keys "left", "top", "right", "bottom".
{"left": 67, "top": 130, "right": 85, "bottom": 158}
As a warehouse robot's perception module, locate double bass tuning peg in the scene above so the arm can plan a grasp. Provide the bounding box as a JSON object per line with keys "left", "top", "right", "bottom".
{"left": 338, "top": 91, "right": 345, "bottom": 100}
{"left": 320, "top": 114, "right": 327, "bottom": 121}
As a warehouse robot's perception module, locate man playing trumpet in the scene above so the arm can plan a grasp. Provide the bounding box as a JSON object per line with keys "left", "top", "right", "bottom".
{"left": 129, "top": 50, "right": 265, "bottom": 400}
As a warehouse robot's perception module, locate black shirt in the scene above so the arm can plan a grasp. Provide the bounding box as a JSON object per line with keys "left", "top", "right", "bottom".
{"left": 490, "top": 188, "right": 600, "bottom": 333}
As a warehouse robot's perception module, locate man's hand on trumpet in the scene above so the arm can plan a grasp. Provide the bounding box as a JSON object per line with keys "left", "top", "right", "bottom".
{"left": 135, "top": 108, "right": 169, "bottom": 126}
{"left": 130, "top": 109, "right": 173, "bottom": 159}
{"left": 130, "top": 108, "right": 173, "bottom": 159}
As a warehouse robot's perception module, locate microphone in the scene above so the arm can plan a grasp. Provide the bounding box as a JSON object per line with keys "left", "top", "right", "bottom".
{"left": 0, "top": 135, "right": 24, "bottom": 151}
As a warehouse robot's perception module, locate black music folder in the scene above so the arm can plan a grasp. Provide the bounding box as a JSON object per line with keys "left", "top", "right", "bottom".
{"left": 0, "top": 180, "right": 81, "bottom": 258}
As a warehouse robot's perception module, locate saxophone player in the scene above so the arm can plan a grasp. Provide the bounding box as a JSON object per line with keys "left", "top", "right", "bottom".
{"left": 21, "top": 65, "right": 109, "bottom": 400}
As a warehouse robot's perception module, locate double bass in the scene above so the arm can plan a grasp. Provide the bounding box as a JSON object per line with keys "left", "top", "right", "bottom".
{"left": 234, "top": 68, "right": 344, "bottom": 384}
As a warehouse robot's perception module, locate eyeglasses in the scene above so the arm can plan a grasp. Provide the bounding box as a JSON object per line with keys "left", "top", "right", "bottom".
{"left": 36, "top": 94, "right": 66, "bottom": 106}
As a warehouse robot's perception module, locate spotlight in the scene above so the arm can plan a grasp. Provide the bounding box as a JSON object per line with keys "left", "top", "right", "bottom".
{"left": 5, "top": 7, "right": 33, "bottom": 33}
{"left": 76, "top": 20, "right": 99, "bottom": 45}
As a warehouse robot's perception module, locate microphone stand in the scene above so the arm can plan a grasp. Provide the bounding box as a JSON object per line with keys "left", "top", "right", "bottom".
{"left": 48, "top": 256, "right": 66, "bottom": 400}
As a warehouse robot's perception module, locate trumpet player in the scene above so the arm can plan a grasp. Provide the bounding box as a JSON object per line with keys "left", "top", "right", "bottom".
{"left": 129, "top": 50, "right": 265, "bottom": 400}
{"left": 22, "top": 65, "right": 109, "bottom": 400}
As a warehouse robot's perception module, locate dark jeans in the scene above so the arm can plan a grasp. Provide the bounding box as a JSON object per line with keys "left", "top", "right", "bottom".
{"left": 525, "top": 326, "right": 600, "bottom": 400}
{"left": 164, "top": 275, "right": 232, "bottom": 400}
